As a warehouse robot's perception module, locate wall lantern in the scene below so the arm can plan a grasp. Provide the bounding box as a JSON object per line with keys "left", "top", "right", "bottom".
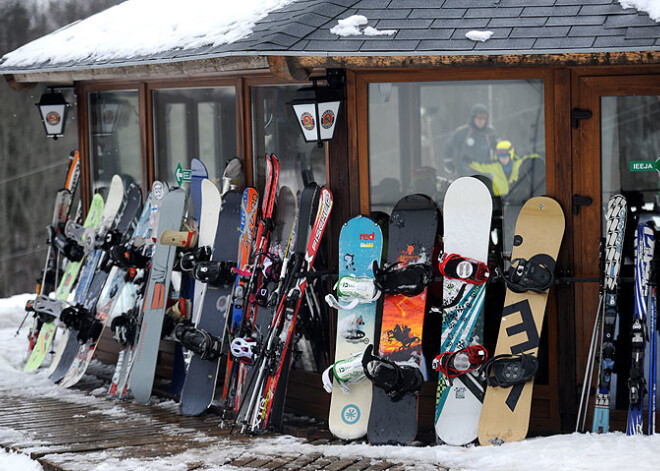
{"left": 290, "top": 69, "right": 345, "bottom": 148}
{"left": 36, "top": 87, "right": 70, "bottom": 140}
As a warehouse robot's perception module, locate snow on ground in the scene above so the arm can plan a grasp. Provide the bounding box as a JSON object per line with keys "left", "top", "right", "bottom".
{"left": 2, "top": 294, "right": 660, "bottom": 471}
{"left": 1, "top": 0, "right": 296, "bottom": 68}
{"left": 0, "top": 448, "right": 43, "bottom": 471}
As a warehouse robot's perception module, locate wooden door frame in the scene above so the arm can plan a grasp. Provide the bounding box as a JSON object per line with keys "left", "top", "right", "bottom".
{"left": 573, "top": 72, "right": 660, "bottom": 431}
{"left": 351, "top": 66, "right": 566, "bottom": 434}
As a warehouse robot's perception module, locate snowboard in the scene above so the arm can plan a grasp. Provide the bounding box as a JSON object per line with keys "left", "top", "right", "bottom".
{"left": 48, "top": 176, "right": 127, "bottom": 382}
{"left": 58, "top": 184, "right": 145, "bottom": 388}
{"left": 435, "top": 177, "right": 492, "bottom": 445}
{"left": 24, "top": 193, "right": 105, "bottom": 372}
{"left": 478, "top": 196, "right": 564, "bottom": 446}
{"left": 179, "top": 186, "right": 241, "bottom": 416}
{"left": 129, "top": 185, "right": 186, "bottom": 404}
{"left": 367, "top": 194, "right": 438, "bottom": 446}
{"left": 328, "top": 215, "right": 383, "bottom": 440}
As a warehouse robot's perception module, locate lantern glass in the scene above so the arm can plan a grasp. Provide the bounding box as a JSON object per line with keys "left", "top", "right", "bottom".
{"left": 36, "top": 91, "right": 68, "bottom": 138}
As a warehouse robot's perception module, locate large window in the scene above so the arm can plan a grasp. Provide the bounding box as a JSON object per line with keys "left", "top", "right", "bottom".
{"left": 88, "top": 90, "right": 141, "bottom": 194}
{"left": 368, "top": 79, "right": 546, "bottom": 252}
{"left": 153, "top": 87, "right": 236, "bottom": 184}
{"left": 251, "top": 85, "right": 326, "bottom": 194}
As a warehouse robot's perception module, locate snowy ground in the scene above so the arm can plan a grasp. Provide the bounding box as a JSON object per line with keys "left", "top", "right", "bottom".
{"left": 1, "top": 293, "right": 660, "bottom": 471}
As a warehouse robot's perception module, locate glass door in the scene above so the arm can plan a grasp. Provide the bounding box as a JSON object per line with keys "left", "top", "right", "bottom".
{"left": 575, "top": 75, "right": 660, "bottom": 430}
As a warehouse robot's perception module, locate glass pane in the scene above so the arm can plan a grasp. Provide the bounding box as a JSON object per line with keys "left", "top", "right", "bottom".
{"left": 88, "top": 90, "right": 141, "bottom": 194}
{"left": 368, "top": 79, "right": 546, "bottom": 252}
{"left": 600, "top": 95, "right": 660, "bottom": 409}
{"left": 251, "top": 85, "right": 326, "bottom": 194}
{"left": 153, "top": 87, "right": 236, "bottom": 184}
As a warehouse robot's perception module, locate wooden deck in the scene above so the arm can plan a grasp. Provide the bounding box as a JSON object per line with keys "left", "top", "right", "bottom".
{"left": 0, "top": 362, "right": 447, "bottom": 471}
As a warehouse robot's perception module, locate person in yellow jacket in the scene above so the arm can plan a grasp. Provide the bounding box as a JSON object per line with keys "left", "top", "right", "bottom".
{"left": 469, "top": 140, "right": 532, "bottom": 197}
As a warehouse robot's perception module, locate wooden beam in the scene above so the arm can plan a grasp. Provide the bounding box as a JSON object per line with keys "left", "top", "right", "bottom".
{"left": 267, "top": 56, "right": 311, "bottom": 82}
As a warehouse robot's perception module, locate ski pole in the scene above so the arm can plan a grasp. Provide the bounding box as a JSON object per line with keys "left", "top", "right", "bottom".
{"left": 577, "top": 293, "right": 603, "bottom": 432}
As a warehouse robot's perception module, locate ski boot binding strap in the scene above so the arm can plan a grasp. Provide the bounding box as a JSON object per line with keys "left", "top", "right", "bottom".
{"left": 373, "top": 261, "right": 434, "bottom": 297}
{"left": 322, "top": 349, "right": 368, "bottom": 394}
{"left": 432, "top": 344, "right": 489, "bottom": 385}
{"left": 501, "top": 255, "right": 555, "bottom": 294}
{"left": 362, "top": 344, "right": 423, "bottom": 401}
{"left": 325, "top": 274, "right": 381, "bottom": 310}
{"left": 438, "top": 253, "right": 490, "bottom": 285}
{"left": 482, "top": 353, "right": 539, "bottom": 388}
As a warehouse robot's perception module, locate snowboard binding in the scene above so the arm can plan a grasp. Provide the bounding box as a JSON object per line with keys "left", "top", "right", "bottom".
{"left": 482, "top": 353, "right": 539, "bottom": 387}
{"left": 174, "top": 322, "right": 223, "bottom": 361}
{"left": 110, "top": 309, "right": 138, "bottom": 347}
{"left": 438, "top": 253, "right": 490, "bottom": 285}
{"left": 372, "top": 260, "right": 434, "bottom": 297}
{"left": 60, "top": 306, "right": 102, "bottom": 343}
{"left": 193, "top": 260, "right": 236, "bottom": 286}
{"left": 325, "top": 274, "right": 381, "bottom": 310}
{"left": 432, "top": 344, "right": 489, "bottom": 385}
{"left": 362, "top": 344, "right": 424, "bottom": 401}
{"left": 322, "top": 349, "right": 368, "bottom": 394}
{"left": 230, "top": 337, "right": 258, "bottom": 364}
{"left": 180, "top": 246, "right": 211, "bottom": 272}
{"left": 50, "top": 227, "right": 84, "bottom": 262}
{"left": 500, "top": 255, "right": 555, "bottom": 294}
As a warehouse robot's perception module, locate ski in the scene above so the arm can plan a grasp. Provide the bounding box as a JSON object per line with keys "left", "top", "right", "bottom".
{"left": 592, "top": 194, "right": 627, "bottom": 433}
{"left": 627, "top": 223, "right": 654, "bottom": 435}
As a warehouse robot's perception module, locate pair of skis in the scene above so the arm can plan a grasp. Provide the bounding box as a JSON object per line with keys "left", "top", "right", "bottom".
{"left": 237, "top": 182, "right": 333, "bottom": 434}
{"left": 578, "top": 194, "right": 658, "bottom": 435}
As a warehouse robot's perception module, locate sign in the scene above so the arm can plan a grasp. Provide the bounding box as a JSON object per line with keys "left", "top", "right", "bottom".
{"left": 175, "top": 162, "right": 192, "bottom": 185}
{"left": 630, "top": 157, "right": 660, "bottom": 173}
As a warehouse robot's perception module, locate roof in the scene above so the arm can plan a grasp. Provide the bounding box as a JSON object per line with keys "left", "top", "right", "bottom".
{"left": 1, "top": 0, "right": 659, "bottom": 82}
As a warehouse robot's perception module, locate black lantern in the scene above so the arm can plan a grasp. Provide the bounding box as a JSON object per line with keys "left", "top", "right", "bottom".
{"left": 290, "top": 70, "right": 345, "bottom": 148}
{"left": 36, "top": 87, "right": 69, "bottom": 140}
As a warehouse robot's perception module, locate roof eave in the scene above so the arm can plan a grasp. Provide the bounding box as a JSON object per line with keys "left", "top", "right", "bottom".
{"left": 3, "top": 47, "right": 660, "bottom": 89}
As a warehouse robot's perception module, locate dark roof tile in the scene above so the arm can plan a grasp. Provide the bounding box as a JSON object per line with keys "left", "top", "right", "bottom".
{"left": 534, "top": 36, "right": 596, "bottom": 49}
{"left": 473, "top": 38, "right": 537, "bottom": 50}
{"left": 396, "top": 29, "right": 454, "bottom": 40}
{"left": 593, "top": 36, "right": 656, "bottom": 48}
{"left": 431, "top": 18, "right": 490, "bottom": 29}
{"left": 452, "top": 28, "right": 513, "bottom": 40}
{"left": 510, "top": 26, "right": 571, "bottom": 38}
{"left": 417, "top": 39, "right": 477, "bottom": 51}
{"left": 604, "top": 13, "right": 657, "bottom": 28}
{"left": 409, "top": 8, "right": 466, "bottom": 19}
{"left": 376, "top": 19, "right": 433, "bottom": 29}
{"left": 546, "top": 15, "right": 606, "bottom": 26}
{"left": 487, "top": 17, "right": 547, "bottom": 27}
{"left": 522, "top": 6, "right": 580, "bottom": 17}
{"left": 356, "top": 9, "right": 411, "bottom": 19}
{"left": 360, "top": 39, "right": 421, "bottom": 51}
{"left": 465, "top": 8, "right": 523, "bottom": 18}
{"left": 305, "top": 39, "right": 365, "bottom": 51}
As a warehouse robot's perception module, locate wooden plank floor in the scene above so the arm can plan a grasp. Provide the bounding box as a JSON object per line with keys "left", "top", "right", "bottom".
{"left": 0, "top": 364, "right": 446, "bottom": 471}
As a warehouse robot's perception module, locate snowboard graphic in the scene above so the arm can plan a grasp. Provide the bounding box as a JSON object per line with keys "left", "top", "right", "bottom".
{"left": 367, "top": 194, "right": 438, "bottom": 446}
{"left": 435, "top": 177, "right": 492, "bottom": 445}
{"left": 478, "top": 196, "right": 564, "bottom": 445}
{"left": 328, "top": 215, "right": 383, "bottom": 440}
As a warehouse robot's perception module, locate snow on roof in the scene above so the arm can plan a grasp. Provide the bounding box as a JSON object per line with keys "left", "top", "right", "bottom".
{"left": 619, "top": 0, "right": 660, "bottom": 21}
{"left": 0, "top": 0, "right": 295, "bottom": 68}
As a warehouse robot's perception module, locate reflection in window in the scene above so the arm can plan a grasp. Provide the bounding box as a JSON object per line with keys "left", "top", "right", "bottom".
{"left": 251, "top": 85, "right": 326, "bottom": 195}
{"left": 153, "top": 87, "right": 236, "bottom": 184}
{"left": 601, "top": 95, "right": 660, "bottom": 226}
{"left": 368, "top": 79, "right": 546, "bottom": 252}
{"left": 88, "top": 90, "right": 141, "bottom": 195}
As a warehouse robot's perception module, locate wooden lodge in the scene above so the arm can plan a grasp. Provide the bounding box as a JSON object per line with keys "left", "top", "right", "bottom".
{"left": 2, "top": 0, "right": 660, "bottom": 437}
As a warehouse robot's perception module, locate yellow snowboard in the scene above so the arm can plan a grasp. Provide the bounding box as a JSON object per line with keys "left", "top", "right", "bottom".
{"left": 478, "top": 197, "right": 564, "bottom": 445}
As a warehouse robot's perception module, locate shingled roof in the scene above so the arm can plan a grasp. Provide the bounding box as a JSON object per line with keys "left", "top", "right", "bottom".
{"left": 1, "top": 0, "right": 659, "bottom": 79}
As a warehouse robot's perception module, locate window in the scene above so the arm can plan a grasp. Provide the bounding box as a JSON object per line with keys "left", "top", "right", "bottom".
{"left": 368, "top": 79, "right": 546, "bottom": 252}
{"left": 251, "top": 85, "right": 326, "bottom": 194}
{"left": 153, "top": 87, "right": 237, "bottom": 184}
{"left": 88, "top": 90, "right": 141, "bottom": 194}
